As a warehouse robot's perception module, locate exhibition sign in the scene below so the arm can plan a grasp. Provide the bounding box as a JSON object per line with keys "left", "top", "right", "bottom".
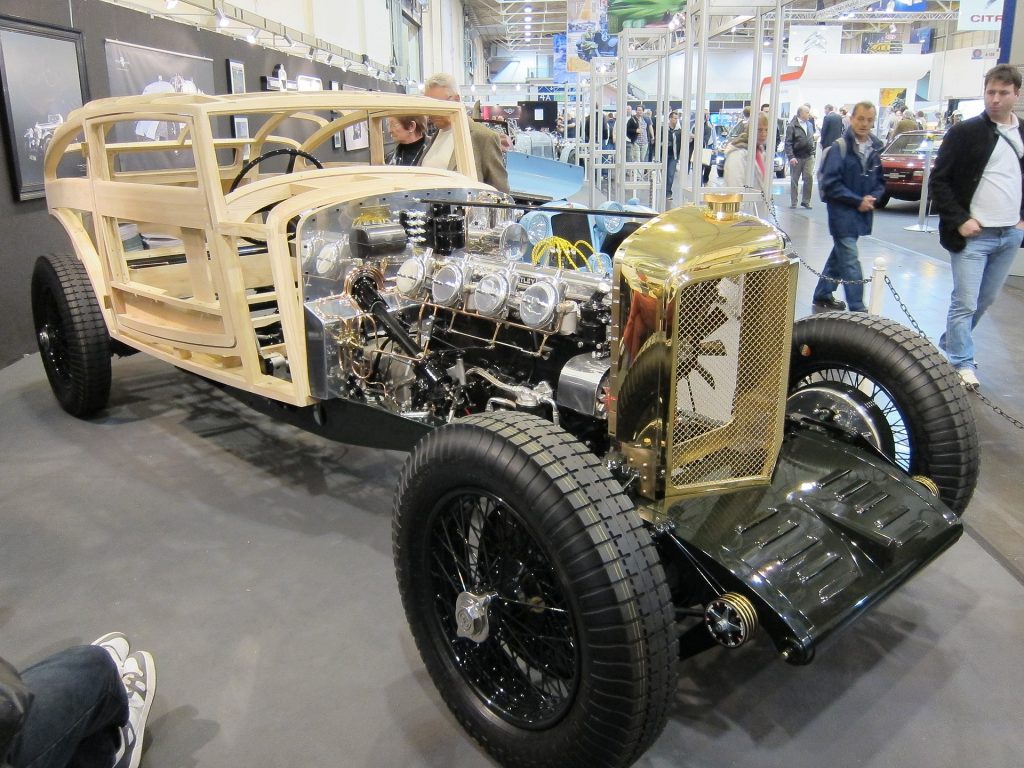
{"left": 958, "top": 0, "right": 1004, "bottom": 31}
{"left": 787, "top": 26, "right": 843, "bottom": 67}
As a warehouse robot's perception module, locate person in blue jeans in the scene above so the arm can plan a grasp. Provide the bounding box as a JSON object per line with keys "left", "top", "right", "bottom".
{"left": 930, "top": 64, "right": 1024, "bottom": 390}
{"left": 812, "top": 101, "right": 885, "bottom": 312}
{"left": 1, "top": 634, "right": 155, "bottom": 768}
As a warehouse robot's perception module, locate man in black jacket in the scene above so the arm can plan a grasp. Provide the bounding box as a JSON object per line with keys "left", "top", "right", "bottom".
{"left": 785, "top": 104, "right": 816, "bottom": 208}
{"left": 665, "top": 110, "right": 682, "bottom": 200}
{"left": 930, "top": 64, "right": 1024, "bottom": 390}
{"left": 820, "top": 104, "right": 843, "bottom": 151}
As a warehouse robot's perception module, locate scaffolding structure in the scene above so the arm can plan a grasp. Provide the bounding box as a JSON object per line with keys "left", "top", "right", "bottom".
{"left": 679, "top": 0, "right": 791, "bottom": 215}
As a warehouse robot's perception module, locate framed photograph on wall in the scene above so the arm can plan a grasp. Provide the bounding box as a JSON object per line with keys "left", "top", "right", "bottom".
{"left": 0, "top": 16, "right": 90, "bottom": 201}
{"left": 227, "top": 59, "right": 245, "bottom": 94}
{"left": 296, "top": 74, "right": 323, "bottom": 92}
{"left": 341, "top": 83, "right": 369, "bottom": 151}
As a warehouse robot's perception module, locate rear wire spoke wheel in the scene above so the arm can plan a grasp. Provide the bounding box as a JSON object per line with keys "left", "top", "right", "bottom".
{"left": 30, "top": 254, "right": 111, "bottom": 417}
{"left": 787, "top": 311, "right": 979, "bottom": 514}
{"left": 394, "top": 411, "right": 677, "bottom": 768}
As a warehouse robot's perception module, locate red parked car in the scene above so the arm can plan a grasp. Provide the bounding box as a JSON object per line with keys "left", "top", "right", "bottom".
{"left": 877, "top": 129, "right": 945, "bottom": 208}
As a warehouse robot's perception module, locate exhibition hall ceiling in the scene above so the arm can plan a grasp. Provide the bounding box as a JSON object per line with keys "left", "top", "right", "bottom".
{"left": 462, "top": 0, "right": 962, "bottom": 53}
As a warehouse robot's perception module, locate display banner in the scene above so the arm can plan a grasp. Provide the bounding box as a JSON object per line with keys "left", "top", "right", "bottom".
{"left": 787, "top": 25, "right": 843, "bottom": 66}
{"left": 911, "top": 26, "right": 935, "bottom": 54}
{"left": 553, "top": 33, "right": 575, "bottom": 83}
{"left": 862, "top": 33, "right": 903, "bottom": 54}
{"left": 567, "top": 0, "right": 615, "bottom": 74}
{"left": 869, "top": 0, "right": 928, "bottom": 11}
{"left": 958, "top": 0, "right": 1004, "bottom": 31}
{"left": 606, "top": 0, "right": 681, "bottom": 33}
{"left": 104, "top": 40, "right": 214, "bottom": 170}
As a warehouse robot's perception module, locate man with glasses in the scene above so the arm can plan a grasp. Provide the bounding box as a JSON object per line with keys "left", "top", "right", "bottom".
{"left": 811, "top": 100, "right": 884, "bottom": 313}
{"left": 422, "top": 72, "right": 509, "bottom": 192}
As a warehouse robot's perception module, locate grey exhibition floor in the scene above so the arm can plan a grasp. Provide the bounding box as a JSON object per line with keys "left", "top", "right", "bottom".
{"left": 2, "top": 186, "right": 1023, "bottom": 768}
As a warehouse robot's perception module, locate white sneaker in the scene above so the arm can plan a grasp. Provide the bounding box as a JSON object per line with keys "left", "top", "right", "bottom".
{"left": 117, "top": 651, "right": 156, "bottom": 768}
{"left": 92, "top": 632, "right": 130, "bottom": 672}
{"left": 957, "top": 367, "right": 980, "bottom": 390}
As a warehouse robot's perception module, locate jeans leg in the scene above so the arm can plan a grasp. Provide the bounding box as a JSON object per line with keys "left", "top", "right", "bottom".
{"left": 945, "top": 227, "right": 1022, "bottom": 368}
{"left": 833, "top": 236, "right": 865, "bottom": 310}
{"left": 813, "top": 245, "right": 841, "bottom": 301}
{"left": 666, "top": 160, "right": 677, "bottom": 197}
{"left": 974, "top": 226, "right": 1022, "bottom": 326}
{"left": 12, "top": 646, "right": 127, "bottom": 768}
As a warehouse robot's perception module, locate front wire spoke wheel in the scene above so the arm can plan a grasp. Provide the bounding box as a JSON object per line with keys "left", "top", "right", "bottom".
{"left": 788, "top": 312, "right": 979, "bottom": 514}
{"left": 394, "top": 411, "right": 677, "bottom": 768}
{"left": 795, "top": 365, "right": 911, "bottom": 469}
{"left": 428, "top": 489, "right": 577, "bottom": 728}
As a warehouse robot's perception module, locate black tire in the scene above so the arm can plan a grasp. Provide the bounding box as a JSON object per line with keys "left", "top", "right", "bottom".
{"left": 874, "top": 192, "right": 891, "bottom": 209}
{"left": 393, "top": 411, "right": 677, "bottom": 768}
{"left": 788, "top": 312, "right": 978, "bottom": 514}
{"left": 31, "top": 254, "right": 111, "bottom": 417}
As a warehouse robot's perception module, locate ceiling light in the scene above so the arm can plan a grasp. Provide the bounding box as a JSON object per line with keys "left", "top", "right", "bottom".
{"left": 524, "top": 5, "right": 532, "bottom": 12}
{"left": 525, "top": 15, "right": 532, "bottom": 22}
{"left": 491, "top": 83, "right": 497, "bottom": 92}
{"left": 165, "top": 0, "right": 179, "bottom": 9}
{"left": 308, "top": 45, "right": 316, "bottom": 58}
{"left": 515, "top": 83, "right": 521, "bottom": 91}
{"left": 525, "top": 24, "right": 531, "bottom": 30}
{"left": 245, "top": 27, "right": 258, "bottom": 44}
{"left": 216, "top": 9, "right": 230, "bottom": 27}
{"left": 470, "top": 84, "right": 477, "bottom": 93}
{"left": 283, "top": 32, "right": 294, "bottom": 48}
{"left": 325, "top": 53, "right": 334, "bottom": 65}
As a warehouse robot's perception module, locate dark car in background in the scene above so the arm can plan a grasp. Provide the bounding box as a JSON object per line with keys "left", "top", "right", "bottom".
{"left": 877, "top": 130, "right": 945, "bottom": 208}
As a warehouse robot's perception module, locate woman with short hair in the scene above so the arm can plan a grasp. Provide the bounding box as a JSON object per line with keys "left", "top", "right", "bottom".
{"left": 387, "top": 115, "right": 428, "bottom": 166}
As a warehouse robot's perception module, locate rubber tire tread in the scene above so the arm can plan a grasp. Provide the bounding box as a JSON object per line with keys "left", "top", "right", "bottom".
{"left": 31, "top": 254, "right": 111, "bottom": 418}
{"left": 393, "top": 411, "right": 678, "bottom": 768}
{"left": 789, "top": 311, "right": 979, "bottom": 514}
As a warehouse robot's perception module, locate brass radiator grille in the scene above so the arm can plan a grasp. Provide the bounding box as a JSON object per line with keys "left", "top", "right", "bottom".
{"left": 668, "top": 264, "right": 793, "bottom": 493}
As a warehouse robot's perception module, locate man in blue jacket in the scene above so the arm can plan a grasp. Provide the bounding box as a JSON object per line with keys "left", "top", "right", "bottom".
{"left": 811, "top": 101, "right": 885, "bottom": 312}
{"left": 929, "top": 64, "right": 1024, "bottom": 390}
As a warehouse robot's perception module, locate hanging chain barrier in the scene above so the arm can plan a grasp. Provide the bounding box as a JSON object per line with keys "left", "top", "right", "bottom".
{"left": 756, "top": 187, "right": 1024, "bottom": 431}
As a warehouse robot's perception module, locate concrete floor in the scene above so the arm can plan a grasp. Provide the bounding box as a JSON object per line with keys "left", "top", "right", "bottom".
{"left": 1, "top": 187, "right": 1023, "bottom": 768}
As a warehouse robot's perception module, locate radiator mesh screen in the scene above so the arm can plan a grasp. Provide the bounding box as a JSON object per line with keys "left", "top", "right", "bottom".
{"left": 669, "top": 265, "right": 792, "bottom": 491}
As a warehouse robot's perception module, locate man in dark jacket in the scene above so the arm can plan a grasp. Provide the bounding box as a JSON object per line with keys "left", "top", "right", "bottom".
{"left": 930, "top": 64, "right": 1024, "bottom": 389}
{"left": 820, "top": 104, "right": 843, "bottom": 151}
{"left": 785, "top": 104, "right": 817, "bottom": 208}
{"left": 811, "top": 101, "right": 885, "bottom": 312}
{"left": 665, "top": 110, "right": 682, "bottom": 199}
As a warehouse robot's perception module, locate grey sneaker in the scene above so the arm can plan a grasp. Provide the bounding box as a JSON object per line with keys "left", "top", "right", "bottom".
{"left": 117, "top": 651, "right": 156, "bottom": 768}
{"left": 92, "top": 632, "right": 130, "bottom": 672}
{"left": 957, "top": 367, "right": 980, "bottom": 390}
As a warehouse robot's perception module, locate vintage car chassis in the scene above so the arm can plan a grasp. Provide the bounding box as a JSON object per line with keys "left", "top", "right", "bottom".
{"left": 32, "top": 91, "right": 979, "bottom": 768}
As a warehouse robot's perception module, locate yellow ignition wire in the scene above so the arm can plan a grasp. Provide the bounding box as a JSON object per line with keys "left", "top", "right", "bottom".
{"left": 531, "top": 236, "right": 594, "bottom": 271}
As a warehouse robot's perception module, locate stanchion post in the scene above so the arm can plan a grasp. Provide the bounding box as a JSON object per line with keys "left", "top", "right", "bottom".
{"left": 904, "top": 135, "right": 937, "bottom": 232}
{"left": 869, "top": 255, "right": 887, "bottom": 315}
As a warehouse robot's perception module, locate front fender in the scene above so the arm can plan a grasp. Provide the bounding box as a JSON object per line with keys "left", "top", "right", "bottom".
{"left": 661, "top": 423, "right": 962, "bottom": 662}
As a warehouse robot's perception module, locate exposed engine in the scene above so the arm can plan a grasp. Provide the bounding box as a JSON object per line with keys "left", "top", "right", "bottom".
{"left": 299, "top": 189, "right": 623, "bottom": 451}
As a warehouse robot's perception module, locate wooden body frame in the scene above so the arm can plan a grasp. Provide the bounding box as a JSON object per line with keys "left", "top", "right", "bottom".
{"left": 43, "top": 91, "right": 487, "bottom": 406}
